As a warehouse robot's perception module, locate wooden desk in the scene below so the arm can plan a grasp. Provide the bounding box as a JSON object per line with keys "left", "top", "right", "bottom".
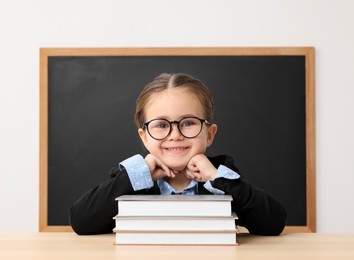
{"left": 1, "top": 233, "right": 353, "bottom": 260}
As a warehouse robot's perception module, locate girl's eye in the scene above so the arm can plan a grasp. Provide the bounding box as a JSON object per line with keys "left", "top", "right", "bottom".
{"left": 152, "top": 120, "right": 169, "bottom": 129}
{"left": 180, "top": 120, "right": 196, "bottom": 127}
{"left": 157, "top": 123, "right": 168, "bottom": 128}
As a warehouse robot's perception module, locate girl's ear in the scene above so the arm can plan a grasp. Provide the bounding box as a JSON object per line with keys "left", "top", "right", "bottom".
{"left": 206, "top": 124, "right": 218, "bottom": 147}
{"left": 138, "top": 128, "right": 148, "bottom": 147}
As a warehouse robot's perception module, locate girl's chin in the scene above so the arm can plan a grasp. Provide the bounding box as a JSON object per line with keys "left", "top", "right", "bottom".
{"left": 159, "top": 157, "right": 190, "bottom": 172}
{"left": 165, "top": 163, "right": 188, "bottom": 172}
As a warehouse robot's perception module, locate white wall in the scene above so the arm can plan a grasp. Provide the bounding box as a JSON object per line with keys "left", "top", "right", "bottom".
{"left": 1, "top": 0, "right": 353, "bottom": 233}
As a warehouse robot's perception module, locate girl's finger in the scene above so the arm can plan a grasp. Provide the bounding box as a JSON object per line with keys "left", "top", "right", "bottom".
{"left": 185, "top": 171, "right": 195, "bottom": 179}
{"left": 169, "top": 170, "right": 176, "bottom": 178}
{"left": 159, "top": 163, "right": 173, "bottom": 177}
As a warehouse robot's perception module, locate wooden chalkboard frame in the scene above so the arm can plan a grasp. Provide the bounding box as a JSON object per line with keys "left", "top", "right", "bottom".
{"left": 39, "top": 47, "right": 315, "bottom": 233}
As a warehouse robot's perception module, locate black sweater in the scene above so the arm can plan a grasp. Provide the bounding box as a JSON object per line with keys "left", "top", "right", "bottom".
{"left": 69, "top": 155, "right": 287, "bottom": 235}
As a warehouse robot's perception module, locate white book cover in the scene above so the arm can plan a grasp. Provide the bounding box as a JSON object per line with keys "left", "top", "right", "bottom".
{"left": 113, "top": 213, "right": 238, "bottom": 231}
{"left": 114, "top": 231, "right": 237, "bottom": 245}
{"left": 116, "top": 195, "right": 233, "bottom": 201}
{"left": 116, "top": 195, "right": 233, "bottom": 217}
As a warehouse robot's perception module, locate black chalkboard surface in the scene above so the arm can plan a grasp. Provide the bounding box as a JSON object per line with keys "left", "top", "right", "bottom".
{"left": 40, "top": 48, "right": 315, "bottom": 232}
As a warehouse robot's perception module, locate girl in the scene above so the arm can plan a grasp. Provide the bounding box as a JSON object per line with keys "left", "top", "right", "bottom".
{"left": 69, "top": 73, "right": 287, "bottom": 235}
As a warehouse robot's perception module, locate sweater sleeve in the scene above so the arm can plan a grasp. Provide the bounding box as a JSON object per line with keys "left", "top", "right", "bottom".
{"left": 69, "top": 166, "right": 146, "bottom": 235}
{"left": 210, "top": 155, "right": 287, "bottom": 236}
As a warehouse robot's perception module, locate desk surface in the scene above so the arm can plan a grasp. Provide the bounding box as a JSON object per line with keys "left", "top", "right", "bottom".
{"left": 1, "top": 233, "right": 354, "bottom": 260}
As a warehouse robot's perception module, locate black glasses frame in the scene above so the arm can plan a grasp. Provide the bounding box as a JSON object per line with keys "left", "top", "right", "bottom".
{"left": 142, "top": 116, "right": 212, "bottom": 140}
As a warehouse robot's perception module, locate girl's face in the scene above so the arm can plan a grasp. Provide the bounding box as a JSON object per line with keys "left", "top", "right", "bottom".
{"left": 138, "top": 88, "right": 217, "bottom": 172}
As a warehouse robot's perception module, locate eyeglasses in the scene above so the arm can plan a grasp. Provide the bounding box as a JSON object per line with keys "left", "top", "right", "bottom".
{"left": 142, "top": 116, "right": 212, "bottom": 140}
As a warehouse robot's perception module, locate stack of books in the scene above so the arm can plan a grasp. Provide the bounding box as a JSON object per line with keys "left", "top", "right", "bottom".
{"left": 113, "top": 195, "right": 238, "bottom": 245}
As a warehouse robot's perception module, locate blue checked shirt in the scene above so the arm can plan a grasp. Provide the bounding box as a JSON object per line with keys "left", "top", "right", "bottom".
{"left": 119, "top": 154, "right": 240, "bottom": 195}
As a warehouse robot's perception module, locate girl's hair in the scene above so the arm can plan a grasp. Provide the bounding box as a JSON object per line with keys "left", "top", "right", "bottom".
{"left": 134, "top": 73, "right": 214, "bottom": 128}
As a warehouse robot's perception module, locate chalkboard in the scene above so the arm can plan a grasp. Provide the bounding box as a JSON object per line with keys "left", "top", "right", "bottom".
{"left": 39, "top": 48, "right": 315, "bottom": 233}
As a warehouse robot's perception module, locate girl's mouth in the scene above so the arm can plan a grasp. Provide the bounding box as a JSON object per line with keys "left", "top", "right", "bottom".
{"left": 165, "top": 147, "right": 188, "bottom": 153}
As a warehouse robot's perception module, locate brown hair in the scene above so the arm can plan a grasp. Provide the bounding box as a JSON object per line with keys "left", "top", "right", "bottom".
{"left": 134, "top": 73, "right": 214, "bottom": 128}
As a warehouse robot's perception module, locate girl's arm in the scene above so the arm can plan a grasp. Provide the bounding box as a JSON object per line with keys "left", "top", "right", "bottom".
{"left": 69, "top": 154, "right": 175, "bottom": 235}
{"left": 69, "top": 165, "right": 153, "bottom": 235}
{"left": 209, "top": 155, "right": 287, "bottom": 236}
{"left": 213, "top": 176, "right": 287, "bottom": 235}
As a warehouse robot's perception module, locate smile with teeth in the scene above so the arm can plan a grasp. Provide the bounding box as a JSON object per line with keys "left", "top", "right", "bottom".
{"left": 165, "top": 147, "right": 188, "bottom": 152}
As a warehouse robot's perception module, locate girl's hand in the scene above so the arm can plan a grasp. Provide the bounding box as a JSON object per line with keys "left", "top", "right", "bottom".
{"left": 145, "top": 154, "right": 176, "bottom": 181}
{"left": 185, "top": 154, "right": 217, "bottom": 182}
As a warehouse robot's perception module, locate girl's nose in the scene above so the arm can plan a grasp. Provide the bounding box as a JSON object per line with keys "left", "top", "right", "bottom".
{"left": 168, "top": 124, "right": 183, "bottom": 140}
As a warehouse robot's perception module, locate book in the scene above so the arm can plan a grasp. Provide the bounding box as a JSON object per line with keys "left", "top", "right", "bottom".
{"left": 113, "top": 213, "right": 238, "bottom": 231}
{"left": 115, "top": 194, "right": 233, "bottom": 217}
{"left": 114, "top": 230, "right": 237, "bottom": 245}
{"left": 114, "top": 194, "right": 238, "bottom": 245}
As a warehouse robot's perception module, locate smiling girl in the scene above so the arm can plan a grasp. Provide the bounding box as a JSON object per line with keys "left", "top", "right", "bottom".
{"left": 69, "top": 73, "right": 287, "bottom": 235}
